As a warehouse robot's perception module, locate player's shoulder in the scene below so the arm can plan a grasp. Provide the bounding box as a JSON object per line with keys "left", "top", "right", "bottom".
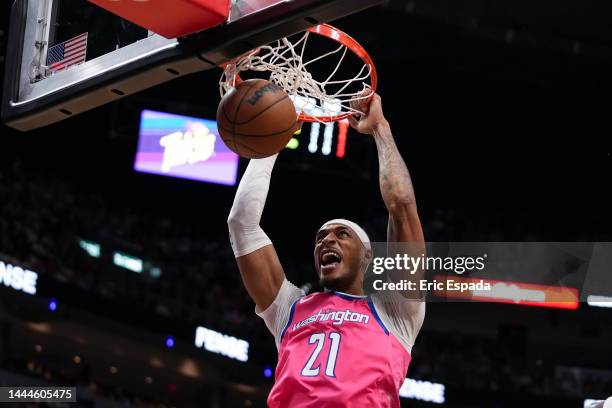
{"left": 370, "top": 291, "right": 426, "bottom": 319}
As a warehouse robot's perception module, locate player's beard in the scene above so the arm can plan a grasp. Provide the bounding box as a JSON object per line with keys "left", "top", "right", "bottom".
{"left": 319, "top": 270, "right": 353, "bottom": 292}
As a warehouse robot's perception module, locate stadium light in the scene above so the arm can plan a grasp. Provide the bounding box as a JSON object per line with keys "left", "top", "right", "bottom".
{"left": 0, "top": 260, "right": 38, "bottom": 295}
{"left": 113, "top": 252, "right": 143, "bottom": 273}
{"left": 194, "top": 325, "right": 249, "bottom": 362}
{"left": 264, "top": 367, "right": 273, "bottom": 378}
{"left": 149, "top": 267, "right": 162, "bottom": 278}
{"left": 165, "top": 336, "right": 175, "bottom": 349}
{"left": 399, "top": 378, "right": 445, "bottom": 404}
{"left": 79, "top": 239, "right": 101, "bottom": 258}
{"left": 587, "top": 295, "right": 612, "bottom": 308}
{"left": 48, "top": 298, "right": 58, "bottom": 312}
{"left": 286, "top": 138, "right": 299, "bottom": 149}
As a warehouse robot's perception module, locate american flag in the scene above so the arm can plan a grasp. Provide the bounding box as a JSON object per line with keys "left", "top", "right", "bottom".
{"left": 46, "top": 32, "right": 88, "bottom": 73}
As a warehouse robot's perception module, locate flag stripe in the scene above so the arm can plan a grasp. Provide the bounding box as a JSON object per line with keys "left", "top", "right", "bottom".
{"left": 50, "top": 56, "right": 85, "bottom": 71}
{"left": 65, "top": 33, "right": 87, "bottom": 44}
{"left": 64, "top": 43, "right": 86, "bottom": 53}
{"left": 65, "top": 39, "right": 87, "bottom": 50}
{"left": 50, "top": 53, "right": 86, "bottom": 69}
{"left": 64, "top": 45, "right": 87, "bottom": 59}
{"left": 66, "top": 36, "right": 87, "bottom": 46}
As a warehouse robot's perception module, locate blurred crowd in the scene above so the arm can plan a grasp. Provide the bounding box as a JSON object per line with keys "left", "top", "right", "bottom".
{"left": 0, "top": 159, "right": 261, "bottom": 339}
{"left": 410, "top": 331, "right": 612, "bottom": 399}
{"left": 0, "top": 359, "right": 170, "bottom": 408}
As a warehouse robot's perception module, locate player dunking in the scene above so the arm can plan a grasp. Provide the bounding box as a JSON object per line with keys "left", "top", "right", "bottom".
{"left": 227, "top": 94, "right": 425, "bottom": 407}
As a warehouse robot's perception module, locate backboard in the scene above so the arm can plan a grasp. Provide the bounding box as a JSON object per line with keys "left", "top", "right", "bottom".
{"left": 2, "top": 0, "right": 382, "bottom": 131}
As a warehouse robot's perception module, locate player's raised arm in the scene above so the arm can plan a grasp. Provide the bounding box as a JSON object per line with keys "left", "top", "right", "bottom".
{"left": 349, "top": 94, "right": 425, "bottom": 298}
{"left": 227, "top": 154, "right": 285, "bottom": 311}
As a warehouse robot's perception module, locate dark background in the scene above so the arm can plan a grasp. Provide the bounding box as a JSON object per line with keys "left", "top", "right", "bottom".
{"left": 1, "top": 0, "right": 612, "bottom": 407}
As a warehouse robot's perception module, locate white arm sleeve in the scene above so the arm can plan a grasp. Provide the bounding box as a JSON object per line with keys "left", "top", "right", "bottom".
{"left": 587, "top": 397, "right": 612, "bottom": 408}
{"left": 256, "top": 278, "right": 304, "bottom": 349}
{"left": 227, "top": 154, "right": 278, "bottom": 257}
{"left": 371, "top": 290, "right": 426, "bottom": 354}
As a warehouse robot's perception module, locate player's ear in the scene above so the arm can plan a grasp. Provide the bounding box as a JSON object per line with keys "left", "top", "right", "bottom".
{"left": 361, "top": 248, "right": 373, "bottom": 276}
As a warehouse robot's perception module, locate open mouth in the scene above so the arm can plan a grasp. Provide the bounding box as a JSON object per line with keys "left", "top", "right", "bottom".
{"left": 320, "top": 249, "right": 342, "bottom": 274}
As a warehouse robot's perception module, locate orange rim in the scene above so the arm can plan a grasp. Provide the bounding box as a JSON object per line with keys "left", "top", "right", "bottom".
{"left": 222, "top": 24, "right": 377, "bottom": 123}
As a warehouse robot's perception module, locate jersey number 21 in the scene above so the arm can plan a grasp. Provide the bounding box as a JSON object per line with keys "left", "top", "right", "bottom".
{"left": 301, "top": 332, "right": 341, "bottom": 377}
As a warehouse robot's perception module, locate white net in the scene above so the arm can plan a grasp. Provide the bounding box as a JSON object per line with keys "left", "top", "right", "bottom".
{"left": 219, "top": 28, "right": 375, "bottom": 122}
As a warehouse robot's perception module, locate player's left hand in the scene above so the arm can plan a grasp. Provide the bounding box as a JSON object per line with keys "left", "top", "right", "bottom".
{"left": 348, "top": 92, "right": 389, "bottom": 135}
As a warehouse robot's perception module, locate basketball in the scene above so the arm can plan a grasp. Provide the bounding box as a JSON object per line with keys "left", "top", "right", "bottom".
{"left": 216, "top": 79, "right": 301, "bottom": 159}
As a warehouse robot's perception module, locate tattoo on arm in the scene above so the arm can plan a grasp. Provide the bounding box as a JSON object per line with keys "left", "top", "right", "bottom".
{"left": 374, "top": 122, "right": 415, "bottom": 210}
{"left": 375, "top": 122, "right": 425, "bottom": 299}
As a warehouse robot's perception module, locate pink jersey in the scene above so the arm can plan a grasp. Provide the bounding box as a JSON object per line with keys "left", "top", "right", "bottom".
{"left": 268, "top": 291, "right": 411, "bottom": 407}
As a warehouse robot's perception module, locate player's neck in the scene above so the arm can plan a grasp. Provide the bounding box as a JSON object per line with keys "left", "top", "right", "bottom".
{"left": 326, "top": 282, "right": 365, "bottom": 297}
{"left": 332, "top": 290, "right": 367, "bottom": 299}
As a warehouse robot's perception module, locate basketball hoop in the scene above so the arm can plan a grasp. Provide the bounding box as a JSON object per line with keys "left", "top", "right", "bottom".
{"left": 219, "top": 24, "right": 377, "bottom": 123}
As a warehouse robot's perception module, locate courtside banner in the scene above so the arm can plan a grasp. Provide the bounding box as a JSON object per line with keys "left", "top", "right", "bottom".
{"left": 365, "top": 242, "right": 612, "bottom": 308}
